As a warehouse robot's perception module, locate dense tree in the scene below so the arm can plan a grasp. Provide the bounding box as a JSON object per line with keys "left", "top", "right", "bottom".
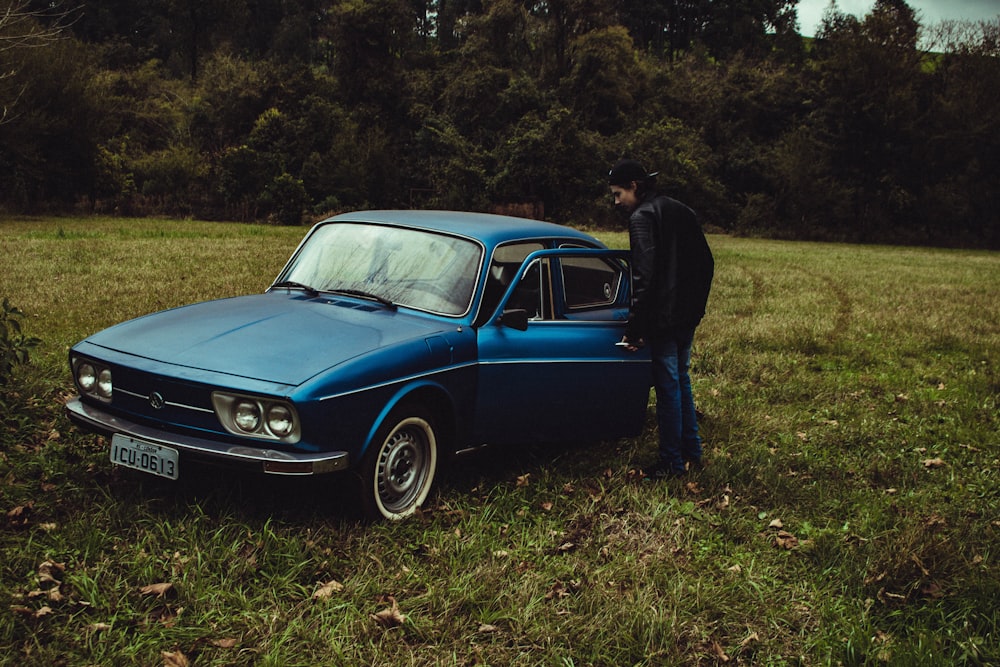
{"left": 0, "top": 0, "right": 996, "bottom": 247}
{"left": 791, "top": 0, "right": 927, "bottom": 239}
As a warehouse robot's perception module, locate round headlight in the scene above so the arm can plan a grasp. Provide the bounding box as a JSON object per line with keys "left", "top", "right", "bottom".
{"left": 267, "top": 404, "right": 294, "bottom": 437}
{"left": 77, "top": 363, "right": 97, "bottom": 392}
{"left": 233, "top": 401, "right": 261, "bottom": 433}
{"left": 97, "top": 368, "right": 113, "bottom": 398}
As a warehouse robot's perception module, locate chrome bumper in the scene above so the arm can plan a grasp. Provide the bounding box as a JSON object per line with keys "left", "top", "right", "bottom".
{"left": 66, "top": 398, "right": 349, "bottom": 475}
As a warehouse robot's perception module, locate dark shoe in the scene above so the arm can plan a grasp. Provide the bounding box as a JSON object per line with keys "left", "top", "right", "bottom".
{"left": 643, "top": 464, "right": 687, "bottom": 481}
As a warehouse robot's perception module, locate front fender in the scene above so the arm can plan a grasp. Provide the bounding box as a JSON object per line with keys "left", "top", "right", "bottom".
{"left": 358, "top": 379, "right": 461, "bottom": 460}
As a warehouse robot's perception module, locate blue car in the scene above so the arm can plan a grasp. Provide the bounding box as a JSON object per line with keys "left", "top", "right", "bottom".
{"left": 66, "top": 211, "right": 651, "bottom": 520}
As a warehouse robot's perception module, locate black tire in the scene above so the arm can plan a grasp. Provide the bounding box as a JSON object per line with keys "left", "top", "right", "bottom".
{"left": 358, "top": 402, "right": 438, "bottom": 521}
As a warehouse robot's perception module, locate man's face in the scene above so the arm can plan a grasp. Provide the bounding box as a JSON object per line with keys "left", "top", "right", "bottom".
{"left": 610, "top": 183, "right": 639, "bottom": 215}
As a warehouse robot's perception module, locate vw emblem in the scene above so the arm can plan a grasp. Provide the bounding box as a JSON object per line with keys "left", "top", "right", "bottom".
{"left": 149, "top": 392, "right": 166, "bottom": 410}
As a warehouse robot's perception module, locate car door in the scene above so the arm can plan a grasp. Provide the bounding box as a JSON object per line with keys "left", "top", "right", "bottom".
{"left": 474, "top": 247, "right": 651, "bottom": 445}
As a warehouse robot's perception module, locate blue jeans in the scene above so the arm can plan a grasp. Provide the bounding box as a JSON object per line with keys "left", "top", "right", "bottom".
{"left": 650, "top": 328, "right": 702, "bottom": 474}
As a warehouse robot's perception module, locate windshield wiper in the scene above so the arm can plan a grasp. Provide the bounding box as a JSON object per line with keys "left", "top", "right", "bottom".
{"left": 272, "top": 280, "right": 320, "bottom": 297}
{"left": 327, "top": 287, "right": 396, "bottom": 309}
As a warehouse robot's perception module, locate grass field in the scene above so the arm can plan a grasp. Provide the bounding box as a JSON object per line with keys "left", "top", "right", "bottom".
{"left": 1, "top": 216, "right": 997, "bottom": 666}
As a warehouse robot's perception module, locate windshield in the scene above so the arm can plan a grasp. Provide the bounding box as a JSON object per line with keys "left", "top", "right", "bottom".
{"left": 278, "top": 222, "right": 483, "bottom": 316}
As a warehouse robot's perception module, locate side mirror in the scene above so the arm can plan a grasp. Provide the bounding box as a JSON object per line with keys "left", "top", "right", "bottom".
{"left": 498, "top": 308, "right": 529, "bottom": 331}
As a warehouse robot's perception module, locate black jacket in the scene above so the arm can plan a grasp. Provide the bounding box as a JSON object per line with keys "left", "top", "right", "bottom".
{"left": 626, "top": 194, "right": 714, "bottom": 340}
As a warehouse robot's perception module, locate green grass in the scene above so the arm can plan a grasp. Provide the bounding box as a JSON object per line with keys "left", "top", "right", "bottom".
{"left": 1, "top": 216, "right": 998, "bottom": 665}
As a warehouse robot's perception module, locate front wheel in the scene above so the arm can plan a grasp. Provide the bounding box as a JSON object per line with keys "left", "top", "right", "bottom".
{"left": 358, "top": 403, "right": 438, "bottom": 521}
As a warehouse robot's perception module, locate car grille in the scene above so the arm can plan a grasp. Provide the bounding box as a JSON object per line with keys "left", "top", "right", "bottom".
{"left": 110, "top": 366, "right": 222, "bottom": 434}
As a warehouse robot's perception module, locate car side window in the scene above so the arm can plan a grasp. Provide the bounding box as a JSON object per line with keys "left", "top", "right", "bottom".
{"left": 508, "top": 258, "right": 551, "bottom": 320}
{"left": 560, "top": 255, "right": 623, "bottom": 310}
{"left": 477, "top": 242, "right": 544, "bottom": 324}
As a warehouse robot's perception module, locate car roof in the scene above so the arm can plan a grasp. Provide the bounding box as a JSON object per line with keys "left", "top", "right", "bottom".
{"left": 323, "top": 210, "right": 605, "bottom": 248}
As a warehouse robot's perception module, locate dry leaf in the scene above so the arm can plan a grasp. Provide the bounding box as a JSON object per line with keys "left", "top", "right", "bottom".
{"left": 739, "top": 632, "right": 760, "bottom": 648}
{"left": 922, "top": 458, "right": 945, "bottom": 469}
{"left": 477, "top": 623, "right": 500, "bottom": 634}
{"left": 540, "top": 501, "right": 553, "bottom": 511}
{"left": 877, "top": 587, "right": 906, "bottom": 604}
{"left": 89, "top": 622, "right": 113, "bottom": 632}
{"left": 774, "top": 530, "right": 799, "bottom": 549}
{"left": 557, "top": 541, "right": 575, "bottom": 553}
{"left": 768, "top": 518, "right": 784, "bottom": 529}
{"left": 140, "top": 582, "right": 174, "bottom": 598}
{"left": 712, "top": 641, "right": 731, "bottom": 662}
{"left": 161, "top": 650, "right": 190, "bottom": 667}
{"left": 516, "top": 473, "right": 530, "bottom": 487}
{"left": 371, "top": 596, "right": 406, "bottom": 628}
{"left": 210, "top": 638, "right": 238, "bottom": 648}
{"left": 312, "top": 580, "right": 344, "bottom": 600}
{"left": 545, "top": 582, "right": 570, "bottom": 600}
{"left": 727, "top": 564, "right": 742, "bottom": 574}
{"left": 37, "top": 560, "right": 65, "bottom": 585}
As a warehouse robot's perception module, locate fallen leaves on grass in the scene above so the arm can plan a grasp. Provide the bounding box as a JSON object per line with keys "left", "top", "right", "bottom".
{"left": 774, "top": 531, "right": 799, "bottom": 549}
{"left": 312, "top": 580, "right": 344, "bottom": 600}
{"left": 922, "top": 457, "right": 946, "bottom": 469}
{"left": 711, "top": 641, "right": 730, "bottom": 662}
{"left": 764, "top": 520, "right": 799, "bottom": 549}
{"left": 37, "top": 560, "right": 64, "bottom": 586}
{"left": 161, "top": 650, "right": 190, "bottom": 667}
{"left": 140, "top": 582, "right": 174, "bottom": 598}
{"left": 371, "top": 596, "right": 406, "bottom": 628}
{"left": 6, "top": 501, "right": 34, "bottom": 528}
{"left": 10, "top": 604, "right": 52, "bottom": 619}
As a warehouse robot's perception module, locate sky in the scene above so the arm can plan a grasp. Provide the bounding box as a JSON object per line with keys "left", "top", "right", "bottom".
{"left": 795, "top": 0, "right": 1000, "bottom": 37}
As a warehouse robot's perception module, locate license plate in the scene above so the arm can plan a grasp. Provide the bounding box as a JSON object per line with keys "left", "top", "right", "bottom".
{"left": 110, "top": 434, "right": 179, "bottom": 480}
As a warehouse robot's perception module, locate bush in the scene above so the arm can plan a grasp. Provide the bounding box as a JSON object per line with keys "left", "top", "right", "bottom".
{"left": 260, "top": 172, "right": 308, "bottom": 225}
{"left": 0, "top": 298, "right": 40, "bottom": 387}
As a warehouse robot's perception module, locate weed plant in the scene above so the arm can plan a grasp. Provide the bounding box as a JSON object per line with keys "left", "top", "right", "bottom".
{"left": 0, "top": 217, "right": 997, "bottom": 665}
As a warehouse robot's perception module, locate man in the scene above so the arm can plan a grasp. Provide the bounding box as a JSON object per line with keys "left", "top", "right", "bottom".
{"left": 608, "top": 159, "right": 714, "bottom": 479}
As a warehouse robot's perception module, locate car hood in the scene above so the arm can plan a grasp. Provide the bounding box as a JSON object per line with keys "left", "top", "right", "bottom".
{"left": 82, "top": 292, "right": 450, "bottom": 386}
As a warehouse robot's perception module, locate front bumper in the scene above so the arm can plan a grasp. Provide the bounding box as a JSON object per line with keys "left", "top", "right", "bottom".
{"left": 66, "top": 398, "right": 349, "bottom": 475}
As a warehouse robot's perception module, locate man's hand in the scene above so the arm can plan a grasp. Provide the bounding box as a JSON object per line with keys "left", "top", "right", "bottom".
{"left": 618, "top": 336, "right": 644, "bottom": 352}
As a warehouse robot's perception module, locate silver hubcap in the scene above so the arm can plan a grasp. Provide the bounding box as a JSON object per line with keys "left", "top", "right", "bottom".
{"left": 376, "top": 423, "right": 428, "bottom": 512}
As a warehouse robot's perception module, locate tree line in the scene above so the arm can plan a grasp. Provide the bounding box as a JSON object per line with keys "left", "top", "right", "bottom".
{"left": 0, "top": 0, "right": 997, "bottom": 247}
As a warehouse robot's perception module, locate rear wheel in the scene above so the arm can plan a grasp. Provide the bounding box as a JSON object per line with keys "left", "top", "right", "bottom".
{"left": 358, "top": 403, "right": 438, "bottom": 521}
